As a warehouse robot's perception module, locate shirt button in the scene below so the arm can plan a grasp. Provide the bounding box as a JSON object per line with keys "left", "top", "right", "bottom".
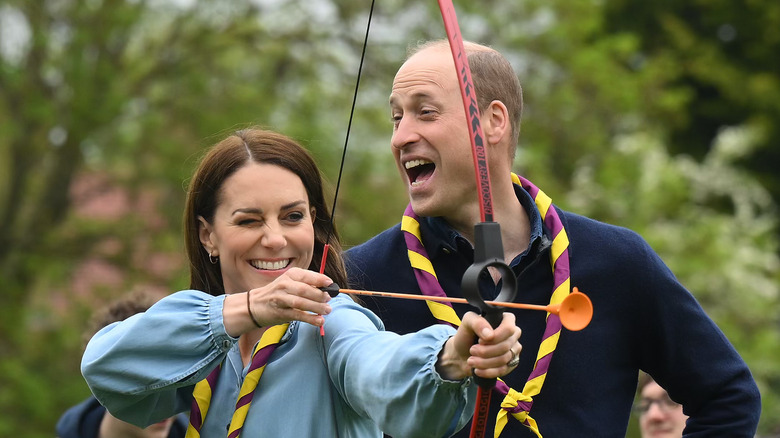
{"left": 221, "top": 339, "right": 232, "bottom": 349}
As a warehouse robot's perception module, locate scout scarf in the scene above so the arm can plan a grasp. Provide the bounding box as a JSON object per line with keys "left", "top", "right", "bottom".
{"left": 186, "top": 323, "right": 289, "bottom": 438}
{"left": 402, "top": 173, "right": 570, "bottom": 438}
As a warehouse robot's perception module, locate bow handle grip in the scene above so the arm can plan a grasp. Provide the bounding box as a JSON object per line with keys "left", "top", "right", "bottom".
{"left": 461, "top": 222, "right": 517, "bottom": 388}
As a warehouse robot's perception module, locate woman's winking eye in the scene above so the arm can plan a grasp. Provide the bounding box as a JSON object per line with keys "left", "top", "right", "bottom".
{"left": 235, "top": 216, "right": 261, "bottom": 227}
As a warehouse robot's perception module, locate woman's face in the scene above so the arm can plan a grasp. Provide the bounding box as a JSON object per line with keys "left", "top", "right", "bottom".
{"left": 199, "top": 162, "right": 315, "bottom": 294}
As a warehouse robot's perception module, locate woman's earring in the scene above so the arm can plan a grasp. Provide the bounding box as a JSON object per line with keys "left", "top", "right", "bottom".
{"left": 209, "top": 250, "right": 219, "bottom": 265}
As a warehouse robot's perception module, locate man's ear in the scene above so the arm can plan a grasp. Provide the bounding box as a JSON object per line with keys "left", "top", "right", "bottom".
{"left": 198, "top": 216, "right": 216, "bottom": 256}
{"left": 482, "top": 100, "right": 510, "bottom": 146}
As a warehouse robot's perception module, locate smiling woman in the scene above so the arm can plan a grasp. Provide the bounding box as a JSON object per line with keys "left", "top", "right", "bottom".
{"left": 80, "top": 127, "right": 523, "bottom": 438}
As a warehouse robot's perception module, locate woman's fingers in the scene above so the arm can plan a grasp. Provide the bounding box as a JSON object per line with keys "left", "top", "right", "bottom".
{"left": 284, "top": 267, "right": 333, "bottom": 289}
{"left": 248, "top": 268, "right": 333, "bottom": 326}
{"left": 262, "top": 306, "right": 327, "bottom": 328}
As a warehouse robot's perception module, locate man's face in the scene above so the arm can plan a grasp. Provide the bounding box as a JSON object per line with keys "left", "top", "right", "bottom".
{"left": 389, "top": 47, "right": 480, "bottom": 223}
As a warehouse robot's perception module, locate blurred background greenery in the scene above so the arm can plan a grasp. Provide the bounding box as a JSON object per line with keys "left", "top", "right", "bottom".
{"left": 0, "top": 0, "right": 777, "bottom": 436}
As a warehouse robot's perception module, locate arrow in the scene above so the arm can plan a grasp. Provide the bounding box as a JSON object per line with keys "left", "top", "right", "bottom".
{"left": 321, "top": 284, "right": 592, "bottom": 332}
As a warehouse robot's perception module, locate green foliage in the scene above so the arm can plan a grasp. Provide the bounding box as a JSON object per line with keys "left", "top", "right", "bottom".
{"left": 603, "top": 0, "right": 780, "bottom": 220}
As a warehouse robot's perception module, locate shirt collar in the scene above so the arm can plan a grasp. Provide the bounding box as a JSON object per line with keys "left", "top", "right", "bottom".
{"left": 421, "top": 181, "right": 545, "bottom": 264}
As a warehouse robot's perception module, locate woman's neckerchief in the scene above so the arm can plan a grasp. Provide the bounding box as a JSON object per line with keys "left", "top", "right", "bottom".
{"left": 401, "top": 173, "right": 570, "bottom": 438}
{"left": 186, "top": 323, "right": 289, "bottom": 438}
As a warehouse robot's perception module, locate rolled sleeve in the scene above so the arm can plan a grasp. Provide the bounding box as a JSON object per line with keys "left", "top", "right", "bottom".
{"left": 81, "top": 290, "right": 236, "bottom": 426}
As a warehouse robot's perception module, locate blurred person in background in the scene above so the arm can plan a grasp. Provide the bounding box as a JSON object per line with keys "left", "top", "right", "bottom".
{"left": 636, "top": 373, "right": 688, "bottom": 438}
{"left": 56, "top": 290, "right": 187, "bottom": 438}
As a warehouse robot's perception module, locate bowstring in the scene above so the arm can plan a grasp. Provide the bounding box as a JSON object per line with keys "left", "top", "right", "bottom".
{"left": 325, "top": 0, "right": 376, "bottom": 246}
{"left": 319, "top": 3, "right": 376, "bottom": 438}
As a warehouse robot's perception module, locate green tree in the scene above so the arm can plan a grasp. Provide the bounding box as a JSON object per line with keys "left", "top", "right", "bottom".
{"left": 603, "top": 0, "right": 780, "bottom": 239}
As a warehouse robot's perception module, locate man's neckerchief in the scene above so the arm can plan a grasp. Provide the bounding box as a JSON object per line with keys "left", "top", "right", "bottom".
{"left": 401, "top": 173, "right": 570, "bottom": 438}
{"left": 186, "top": 323, "right": 289, "bottom": 438}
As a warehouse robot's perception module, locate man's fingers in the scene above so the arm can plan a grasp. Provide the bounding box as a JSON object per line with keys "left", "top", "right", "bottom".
{"left": 469, "top": 312, "right": 519, "bottom": 345}
{"left": 466, "top": 312, "right": 522, "bottom": 378}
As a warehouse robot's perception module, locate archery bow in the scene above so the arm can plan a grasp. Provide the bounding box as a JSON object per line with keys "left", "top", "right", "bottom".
{"left": 436, "top": 2, "right": 517, "bottom": 437}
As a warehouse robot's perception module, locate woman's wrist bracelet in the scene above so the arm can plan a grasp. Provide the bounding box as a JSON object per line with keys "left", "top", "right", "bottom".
{"left": 246, "top": 290, "right": 263, "bottom": 328}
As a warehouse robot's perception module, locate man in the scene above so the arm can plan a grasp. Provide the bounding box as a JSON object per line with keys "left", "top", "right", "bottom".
{"left": 636, "top": 373, "right": 688, "bottom": 438}
{"left": 345, "top": 39, "right": 761, "bottom": 437}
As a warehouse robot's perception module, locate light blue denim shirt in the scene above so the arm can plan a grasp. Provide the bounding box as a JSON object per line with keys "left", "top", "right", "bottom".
{"left": 82, "top": 292, "right": 476, "bottom": 437}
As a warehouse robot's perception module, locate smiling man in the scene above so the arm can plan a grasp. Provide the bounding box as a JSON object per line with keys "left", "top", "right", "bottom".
{"left": 344, "top": 40, "right": 761, "bottom": 437}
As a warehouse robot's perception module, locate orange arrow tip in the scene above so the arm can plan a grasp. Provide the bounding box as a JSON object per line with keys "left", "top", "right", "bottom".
{"left": 558, "top": 288, "right": 593, "bottom": 331}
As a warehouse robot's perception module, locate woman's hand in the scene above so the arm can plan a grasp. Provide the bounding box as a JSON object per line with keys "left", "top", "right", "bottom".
{"left": 223, "top": 267, "right": 333, "bottom": 336}
{"left": 435, "top": 312, "right": 522, "bottom": 381}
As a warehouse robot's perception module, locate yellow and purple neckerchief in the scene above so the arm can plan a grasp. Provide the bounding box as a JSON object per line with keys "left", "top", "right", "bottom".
{"left": 401, "top": 173, "right": 570, "bottom": 438}
{"left": 186, "top": 323, "right": 289, "bottom": 438}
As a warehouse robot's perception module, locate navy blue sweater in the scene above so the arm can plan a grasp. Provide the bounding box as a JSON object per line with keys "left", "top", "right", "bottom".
{"left": 345, "top": 190, "right": 760, "bottom": 437}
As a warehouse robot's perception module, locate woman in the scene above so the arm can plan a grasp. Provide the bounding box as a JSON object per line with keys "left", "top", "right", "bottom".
{"left": 82, "top": 128, "right": 522, "bottom": 438}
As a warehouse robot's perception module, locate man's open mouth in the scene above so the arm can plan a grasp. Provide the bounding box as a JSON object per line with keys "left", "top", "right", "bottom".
{"left": 405, "top": 159, "right": 435, "bottom": 186}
